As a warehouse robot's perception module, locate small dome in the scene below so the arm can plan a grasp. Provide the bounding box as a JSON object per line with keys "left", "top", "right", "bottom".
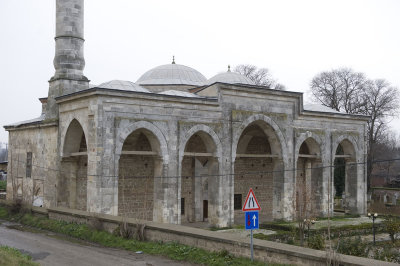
{"left": 137, "top": 63, "right": 207, "bottom": 86}
{"left": 159, "top": 90, "right": 198, "bottom": 98}
{"left": 207, "top": 68, "right": 255, "bottom": 86}
{"left": 98, "top": 80, "right": 149, "bottom": 93}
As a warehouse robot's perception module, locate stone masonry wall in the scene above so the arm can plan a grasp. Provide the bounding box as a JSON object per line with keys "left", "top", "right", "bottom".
{"left": 76, "top": 155, "right": 87, "bottom": 211}
{"left": 118, "top": 155, "right": 154, "bottom": 220}
{"left": 6, "top": 125, "right": 58, "bottom": 208}
{"left": 235, "top": 158, "right": 273, "bottom": 222}
{"left": 234, "top": 135, "right": 274, "bottom": 222}
{"left": 181, "top": 157, "right": 194, "bottom": 222}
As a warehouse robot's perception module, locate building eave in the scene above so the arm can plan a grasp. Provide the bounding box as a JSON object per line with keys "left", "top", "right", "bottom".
{"left": 55, "top": 87, "right": 219, "bottom": 105}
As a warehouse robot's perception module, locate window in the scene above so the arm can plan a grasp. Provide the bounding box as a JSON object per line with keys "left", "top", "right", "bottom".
{"left": 181, "top": 198, "right": 185, "bottom": 215}
{"left": 26, "top": 152, "right": 32, "bottom": 178}
{"left": 234, "top": 194, "right": 242, "bottom": 210}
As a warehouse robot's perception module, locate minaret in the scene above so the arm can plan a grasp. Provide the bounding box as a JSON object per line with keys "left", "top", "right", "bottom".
{"left": 47, "top": 0, "right": 89, "bottom": 118}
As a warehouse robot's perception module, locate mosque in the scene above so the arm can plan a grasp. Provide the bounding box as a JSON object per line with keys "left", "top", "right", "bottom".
{"left": 4, "top": 0, "right": 368, "bottom": 227}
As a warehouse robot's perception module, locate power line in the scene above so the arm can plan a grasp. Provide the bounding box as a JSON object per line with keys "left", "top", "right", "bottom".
{"left": 6, "top": 155, "right": 400, "bottom": 180}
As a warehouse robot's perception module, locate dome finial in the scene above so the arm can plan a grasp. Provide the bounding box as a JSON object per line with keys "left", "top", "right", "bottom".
{"left": 228, "top": 65, "right": 231, "bottom": 72}
{"left": 172, "top": 56, "right": 175, "bottom": 64}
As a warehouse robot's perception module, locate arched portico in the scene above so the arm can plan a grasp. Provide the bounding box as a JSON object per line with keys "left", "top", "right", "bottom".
{"left": 295, "top": 137, "right": 323, "bottom": 218}
{"left": 232, "top": 115, "right": 287, "bottom": 223}
{"left": 333, "top": 137, "right": 359, "bottom": 213}
{"left": 178, "top": 125, "right": 222, "bottom": 227}
{"left": 117, "top": 122, "right": 168, "bottom": 221}
{"left": 59, "top": 119, "right": 88, "bottom": 210}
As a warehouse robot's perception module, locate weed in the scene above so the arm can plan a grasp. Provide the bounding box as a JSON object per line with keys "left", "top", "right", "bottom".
{"left": 373, "top": 245, "right": 400, "bottom": 263}
{"left": 0, "top": 206, "right": 284, "bottom": 266}
{"left": 383, "top": 215, "right": 400, "bottom": 243}
{"left": 0, "top": 246, "right": 39, "bottom": 266}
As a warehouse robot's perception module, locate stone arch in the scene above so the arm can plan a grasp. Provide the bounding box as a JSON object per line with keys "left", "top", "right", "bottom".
{"left": 60, "top": 117, "right": 88, "bottom": 157}
{"left": 179, "top": 124, "right": 222, "bottom": 166}
{"left": 232, "top": 114, "right": 287, "bottom": 223}
{"left": 59, "top": 118, "right": 88, "bottom": 211}
{"left": 178, "top": 124, "right": 222, "bottom": 226}
{"left": 116, "top": 121, "right": 169, "bottom": 221}
{"left": 294, "top": 132, "right": 323, "bottom": 165}
{"left": 295, "top": 136, "right": 323, "bottom": 218}
{"left": 332, "top": 135, "right": 360, "bottom": 161}
{"left": 333, "top": 135, "right": 360, "bottom": 213}
{"left": 116, "top": 121, "right": 168, "bottom": 164}
{"left": 232, "top": 114, "right": 288, "bottom": 164}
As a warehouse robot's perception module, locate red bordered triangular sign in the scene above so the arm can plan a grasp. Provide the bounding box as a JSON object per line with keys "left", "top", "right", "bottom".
{"left": 242, "top": 188, "right": 261, "bottom": 211}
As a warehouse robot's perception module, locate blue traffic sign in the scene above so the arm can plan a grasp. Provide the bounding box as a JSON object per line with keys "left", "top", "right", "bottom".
{"left": 245, "top": 211, "right": 259, "bottom": 230}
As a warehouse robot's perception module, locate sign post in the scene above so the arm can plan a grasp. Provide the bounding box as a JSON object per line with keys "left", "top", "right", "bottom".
{"left": 242, "top": 188, "right": 261, "bottom": 261}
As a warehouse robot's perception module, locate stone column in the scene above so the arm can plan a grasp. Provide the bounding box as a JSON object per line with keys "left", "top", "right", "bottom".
{"left": 152, "top": 156, "right": 166, "bottom": 223}
{"left": 208, "top": 157, "right": 223, "bottom": 227}
{"left": 346, "top": 159, "right": 359, "bottom": 213}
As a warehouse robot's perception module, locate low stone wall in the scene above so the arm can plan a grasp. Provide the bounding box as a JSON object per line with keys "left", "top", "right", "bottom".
{"left": 372, "top": 187, "right": 400, "bottom": 205}
{"left": 15, "top": 206, "right": 393, "bottom": 266}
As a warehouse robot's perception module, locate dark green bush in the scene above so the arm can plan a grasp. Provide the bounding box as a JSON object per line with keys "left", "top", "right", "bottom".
{"left": 336, "top": 236, "right": 370, "bottom": 257}
{"left": 307, "top": 234, "right": 325, "bottom": 250}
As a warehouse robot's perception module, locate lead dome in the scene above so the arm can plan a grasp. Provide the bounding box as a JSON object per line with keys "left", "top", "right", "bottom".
{"left": 207, "top": 67, "right": 255, "bottom": 86}
{"left": 137, "top": 62, "right": 207, "bottom": 86}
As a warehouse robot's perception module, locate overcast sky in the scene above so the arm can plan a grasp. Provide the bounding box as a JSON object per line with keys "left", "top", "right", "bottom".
{"left": 0, "top": 0, "right": 399, "bottom": 144}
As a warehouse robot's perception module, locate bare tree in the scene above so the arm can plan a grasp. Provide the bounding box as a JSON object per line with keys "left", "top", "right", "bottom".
{"left": 310, "top": 68, "right": 368, "bottom": 113}
{"left": 234, "top": 64, "right": 286, "bottom": 90}
{"left": 310, "top": 68, "right": 400, "bottom": 190}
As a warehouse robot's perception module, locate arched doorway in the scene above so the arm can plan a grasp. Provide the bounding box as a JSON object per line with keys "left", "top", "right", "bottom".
{"left": 233, "top": 121, "right": 283, "bottom": 223}
{"left": 180, "top": 131, "right": 219, "bottom": 225}
{"left": 118, "top": 128, "right": 163, "bottom": 221}
{"left": 59, "top": 119, "right": 88, "bottom": 210}
{"left": 334, "top": 140, "right": 357, "bottom": 213}
{"left": 296, "top": 138, "right": 322, "bottom": 218}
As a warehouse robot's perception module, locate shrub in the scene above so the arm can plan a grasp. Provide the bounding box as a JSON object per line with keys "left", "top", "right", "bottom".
{"left": 374, "top": 246, "right": 400, "bottom": 263}
{"left": 0, "top": 180, "right": 6, "bottom": 190}
{"left": 383, "top": 216, "right": 400, "bottom": 243}
{"left": 10, "top": 199, "right": 22, "bottom": 215}
{"left": 307, "top": 234, "right": 325, "bottom": 250}
{"left": 336, "top": 236, "right": 370, "bottom": 257}
{"left": 88, "top": 216, "right": 103, "bottom": 231}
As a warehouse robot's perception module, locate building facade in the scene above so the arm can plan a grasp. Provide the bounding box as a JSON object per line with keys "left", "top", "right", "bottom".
{"left": 4, "top": 0, "right": 368, "bottom": 227}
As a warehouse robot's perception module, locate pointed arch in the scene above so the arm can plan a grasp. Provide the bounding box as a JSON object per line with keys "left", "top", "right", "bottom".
{"left": 232, "top": 114, "right": 287, "bottom": 164}
{"left": 116, "top": 120, "right": 169, "bottom": 164}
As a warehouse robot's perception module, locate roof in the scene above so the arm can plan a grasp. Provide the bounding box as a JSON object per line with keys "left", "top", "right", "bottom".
{"left": 158, "top": 90, "right": 200, "bottom": 98}
{"left": 98, "top": 80, "right": 150, "bottom": 93}
{"left": 137, "top": 63, "right": 207, "bottom": 86}
{"left": 207, "top": 71, "right": 255, "bottom": 86}
{"left": 4, "top": 114, "right": 45, "bottom": 128}
{"left": 303, "top": 104, "right": 341, "bottom": 113}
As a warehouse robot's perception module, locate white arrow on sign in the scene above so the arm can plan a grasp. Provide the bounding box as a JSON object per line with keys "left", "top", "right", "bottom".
{"left": 252, "top": 214, "right": 257, "bottom": 226}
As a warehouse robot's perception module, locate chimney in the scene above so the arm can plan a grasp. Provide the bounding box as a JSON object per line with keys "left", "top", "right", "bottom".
{"left": 46, "top": 0, "right": 89, "bottom": 119}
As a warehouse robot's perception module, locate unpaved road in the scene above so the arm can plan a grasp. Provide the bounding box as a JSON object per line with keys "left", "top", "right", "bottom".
{"left": 0, "top": 220, "right": 193, "bottom": 266}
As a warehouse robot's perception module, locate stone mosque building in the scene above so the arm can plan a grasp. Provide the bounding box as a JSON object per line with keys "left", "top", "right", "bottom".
{"left": 5, "top": 0, "right": 368, "bottom": 227}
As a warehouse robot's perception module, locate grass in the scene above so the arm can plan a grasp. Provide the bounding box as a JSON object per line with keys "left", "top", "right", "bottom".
{"left": 0, "top": 246, "right": 39, "bottom": 266}
{"left": 0, "top": 180, "right": 6, "bottom": 190}
{"left": 0, "top": 206, "right": 286, "bottom": 266}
